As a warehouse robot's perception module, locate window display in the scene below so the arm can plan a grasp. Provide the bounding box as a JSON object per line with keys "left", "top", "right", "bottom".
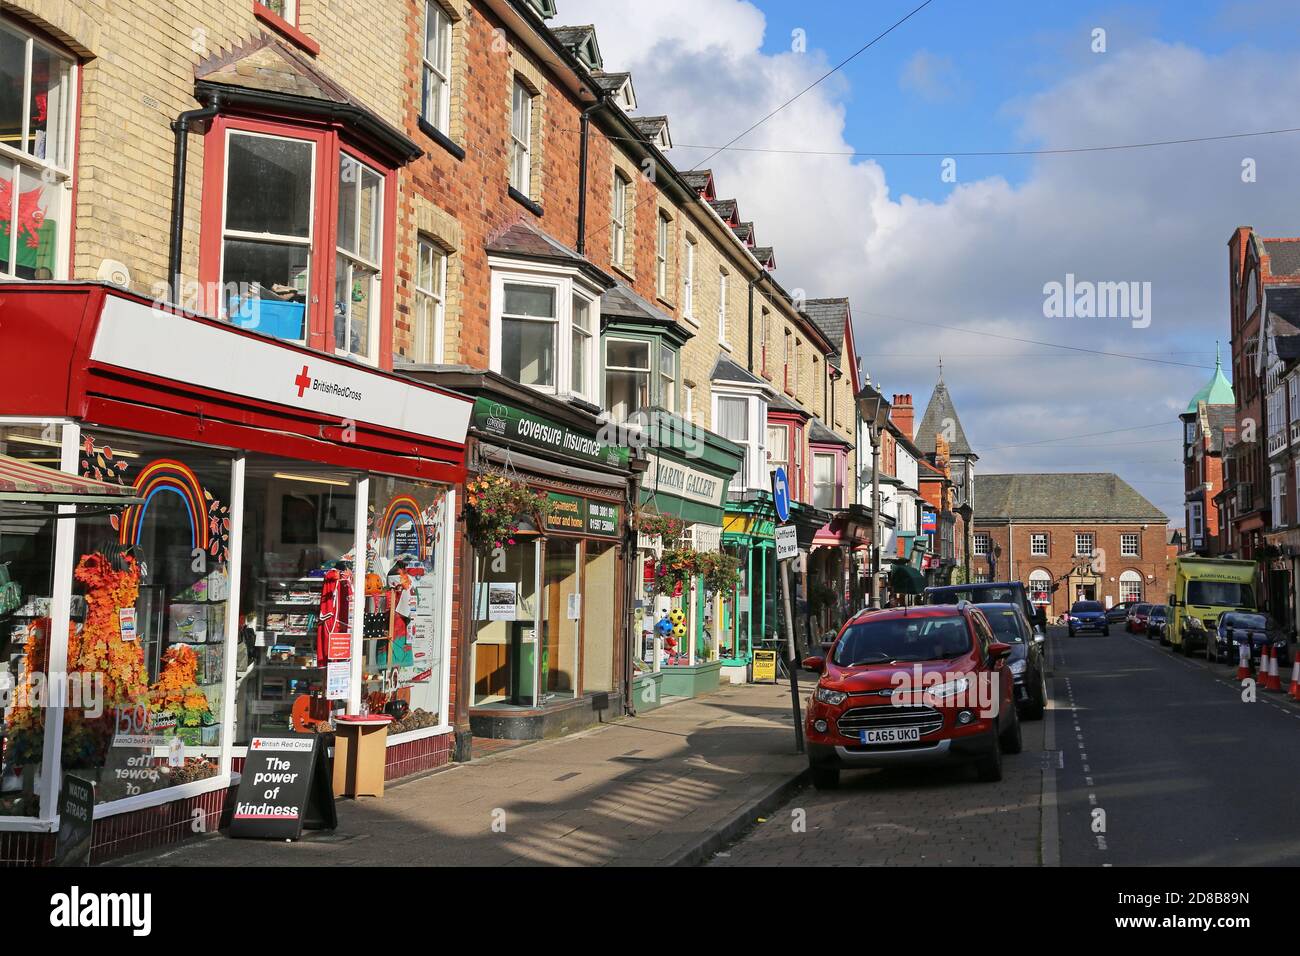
{"left": 65, "top": 432, "right": 232, "bottom": 804}
{"left": 0, "top": 425, "right": 59, "bottom": 817}
{"left": 366, "top": 475, "right": 450, "bottom": 733}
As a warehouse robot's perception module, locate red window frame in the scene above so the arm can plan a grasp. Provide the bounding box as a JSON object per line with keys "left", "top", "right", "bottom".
{"left": 198, "top": 113, "right": 397, "bottom": 370}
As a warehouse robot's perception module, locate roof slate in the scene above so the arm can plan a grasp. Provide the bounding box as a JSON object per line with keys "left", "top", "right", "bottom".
{"left": 914, "top": 380, "right": 975, "bottom": 457}
{"left": 976, "top": 473, "right": 1167, "bottom": 522}
{"left": 1264, "top": 240, "right": 1300, "bottom": 277}
{"left": 805, "top": 298, "right": 848, "bottom": 361}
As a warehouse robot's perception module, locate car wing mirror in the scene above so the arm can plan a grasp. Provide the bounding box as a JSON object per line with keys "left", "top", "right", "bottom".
{"left": 988, "top": 641, "right": 1012, "bottom": 661}
{"left": 1034, "top": 633, "right": 1046, "bottom": 643}
{"left": 802, "top": 655, "right": 825, "bottom": 673}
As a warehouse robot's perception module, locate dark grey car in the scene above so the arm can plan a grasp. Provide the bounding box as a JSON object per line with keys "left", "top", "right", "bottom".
{"left": 976, "top": 602, "right": 1047, "bottom": 720}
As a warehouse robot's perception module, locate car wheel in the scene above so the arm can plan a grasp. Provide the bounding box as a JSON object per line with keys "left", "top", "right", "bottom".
{"left": 999, "top": 707, "right": 1023, "bottom": 754}
{"left": 1068, "top": 628, "right": 1077, "bottom": 638}
{"left": 1022, "top": 671, "right": 1047, "bottom": 720}
{"left": 976, "top": 734, "right": 1003, "bottom": 782}
{"left": 1102, "top": 627, "right": 1110, "bottom": 636}
{"left": 811, "top": 766, "right": 840, "bottom": 790}
{"left": 1182, "top": 637, "right": 1195, "bottom": 657}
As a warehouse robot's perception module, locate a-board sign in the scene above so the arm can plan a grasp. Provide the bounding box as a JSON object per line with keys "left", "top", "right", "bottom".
{"left": 775, "top": 524, "right": 799, "bottom": 561}
{"left": 752, "top": 649, "right": 778, "bottom": 684}
{"left": 54, "top": 775, "right": 95, "bottom": 866}
{"left": 228, "top": 734, "right": 337, "bottom": 841}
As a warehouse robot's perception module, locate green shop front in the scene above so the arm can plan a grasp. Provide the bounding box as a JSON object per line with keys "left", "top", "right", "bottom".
{"left": 635, "top": 413, "right": 744, "bottom": 700}
{"left": 403, "top": 372, "right": 635, "bottom": 748}
{"left": 720, "top": 493, "right": 778, "bottom": 681}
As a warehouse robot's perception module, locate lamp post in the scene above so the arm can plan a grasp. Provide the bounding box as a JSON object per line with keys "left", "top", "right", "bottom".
{"left": 856, "top": 383, "right": 891, "bottom": 609}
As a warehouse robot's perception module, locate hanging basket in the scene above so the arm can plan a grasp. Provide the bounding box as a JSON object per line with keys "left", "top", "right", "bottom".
{"left": 463, "top": 471, "right": 555, "bottom": 552}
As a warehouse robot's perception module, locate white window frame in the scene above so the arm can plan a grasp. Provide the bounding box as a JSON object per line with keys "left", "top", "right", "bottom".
{"left": 422, "top": 1, "right": 453, "bottom": 134}
{"left": 571, "top": 291, "right": 594, "bottom": 399}
{"left": 611, "top": 170, "right": 628, "bottom": 268}
{"left": 682, "top": 236, "right": 696, "bottom": 320}
{"left": 714, "top": 389, "right": 766, "bottom": 490}
{"left": 683, "top": 383, "right": 695, "bottom": 422}
{"left": 219, "top": 128, "right": 317, "bottom": 343}
{"left": 1074, "top": 532, "right": 1093, "bottom": 557}
{"left": 973, "top": 532, "right": 991, "bottom": 556}
{"left": 1120, "top": 532, "right": 1139, "bottom": 557}
{"left": 334, "top": 152, "right": 384, "bottom": 364}
{"left": 413, "top": 237, "right": 446, "bottom": 364}
{"left": 655, "top": 210, "right": 670, "bottom": 299}
{"left": 603, "top": 336, "right": 653, "bottom": 422}
{"left": 1030, "top": 532, "right": 1048, "bottom": 556}
{"left": 487, "top": 260, "right": 600, "bottom": 403}
{"left": 509, "top": 76, "right": 532, "bottom": 195}
{"left": 1119, "top": 570, "right": 1143, "bottom": 604}
{"left": 718, "top": 268, "right": 730, "bottom": 347}
{"left": 658, "top": 343, "right": 677, "bottom": 413}
{"left": 0, "top": 17, "right": 77, "bottom": 281}
{"left": 261, "top": 0, "right": 299, "bottom": 22}
{"left": 812, "top": 451, "right": 838, "bottom": 510}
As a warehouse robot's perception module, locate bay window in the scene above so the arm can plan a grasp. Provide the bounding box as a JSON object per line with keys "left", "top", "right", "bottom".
{"left": 334, "top": 153, "right": 384, "bottom": 361}
{"left": 500, "top": 283, "right": 557, "bottom": 389}
{"left": 716, "top": 396, "right": 750, "bottom": 477}
{"left": 604, "top": 339, "right": 650, "bottom": 421}
{"left": 489, "top": 265, "right": 599, "bottom": 402}
{"left": 767, "top": 423, "right": 788, "bottom": 473}
{"left": 422, "top": 2, "right": 453, "bottom": 135}
{"left": 659, "top": 345, "right": 677, "bottom": 412}
{"left": 813, "top": 452, "right": 838, "bottom": 510}
{"left": 0, "top": 17, "right": 76, "bottom": 280}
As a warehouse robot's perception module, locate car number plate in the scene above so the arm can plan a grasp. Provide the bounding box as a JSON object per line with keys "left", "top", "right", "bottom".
{"left": 860, "top": 726, "right": 921, "bottom": 745}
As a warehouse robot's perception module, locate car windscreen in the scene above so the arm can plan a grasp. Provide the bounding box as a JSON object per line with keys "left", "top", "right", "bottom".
{"left": 979, "top": 608, "right": 1026, "bottom": 643}
{"left": 929, "top": 586, "right": 1019, "bottom": 605}
{"left": 1187, "top": 581, "right": 1255, "bottom": 608}
{"left": 1227, "top": 613, "right": 1267, "bottom": 629}
{"left": 1071, "top": 601, "right": 1103, "bottom": 612}
{"left": 833, "top": 616, "right": 973, "bottom": 665}
{"left": 1149, "top": 606, "right": 1167, "bottom": 618}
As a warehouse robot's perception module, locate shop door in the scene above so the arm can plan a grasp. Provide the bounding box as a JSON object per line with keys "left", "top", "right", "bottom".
{"left": 541, "top": 538, "right": 580, "bottom": 700}
{"left": 583, "top": 540, "right": 617, "bottom": 692}
{"left": 473, "top": 539, "right": 539, "bottom": 706}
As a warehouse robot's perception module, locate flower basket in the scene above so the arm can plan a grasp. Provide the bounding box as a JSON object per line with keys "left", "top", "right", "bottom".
{"left": 696, "top": 551, "right": 742, "bottom": 596}
{"left": 651, "top": 546, "right": 699, "bottom": 597}
{"left": 464, "top": 472, "right": 555, "bottom": 551}
{"left": 636, "top": 509, "right": 685, "bottom": 545}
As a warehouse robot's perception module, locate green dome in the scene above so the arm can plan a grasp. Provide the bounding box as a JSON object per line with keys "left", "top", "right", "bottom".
{"left": 1186, "top": 346, "right": 1234, "bottom": 412}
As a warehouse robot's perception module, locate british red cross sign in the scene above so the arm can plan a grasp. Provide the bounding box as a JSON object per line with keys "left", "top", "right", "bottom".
{"left": 294, "top": 365, "right": 312, "bottom": 398}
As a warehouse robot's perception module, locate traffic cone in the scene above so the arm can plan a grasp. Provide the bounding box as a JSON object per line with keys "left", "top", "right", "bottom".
{"left": 1288, "top": 658, "right": 1300, "bottom": 700}
{"left": 1237, "top": 643, "right": 1251, "bottom": 681}
{"left": 1266, "top": 646, "right": 1283, "bottom": 692}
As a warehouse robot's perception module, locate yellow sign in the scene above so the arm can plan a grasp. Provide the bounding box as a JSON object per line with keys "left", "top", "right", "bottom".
{"left": 752, "top": 649, "right": 778, "bottom": 683}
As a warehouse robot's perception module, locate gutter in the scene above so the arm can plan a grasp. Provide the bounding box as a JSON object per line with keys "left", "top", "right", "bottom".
{"left": 168, "top": 90, "right": 222, "bottom": 305}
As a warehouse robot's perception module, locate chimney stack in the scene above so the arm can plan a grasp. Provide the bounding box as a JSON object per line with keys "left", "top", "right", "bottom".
{"left": 890, "top": 393, "right": 914, "bottom": 439}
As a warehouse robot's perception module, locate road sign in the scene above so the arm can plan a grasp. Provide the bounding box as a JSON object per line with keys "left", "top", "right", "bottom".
{"left": 772, "top": 467, "right": 790, "bottom": 523}
{"left": 775, "top": 524, "right": 798, "bottom": 561}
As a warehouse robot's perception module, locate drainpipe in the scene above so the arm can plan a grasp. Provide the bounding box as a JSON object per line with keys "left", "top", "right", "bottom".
{"left": 575, "top": 98, "right": 607, "bottom": 256}
{"left": 747, "top": 270, "right": 772, "bottom": 373}
{"left": 168, "top": 92, "right": 222, "bottom": 306}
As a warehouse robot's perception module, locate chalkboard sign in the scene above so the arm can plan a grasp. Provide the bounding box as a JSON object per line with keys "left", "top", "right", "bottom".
{"left": 228, "top": 734, "right": 337, "bottom": 841}
{"left": 54, "top": 775, "right": 95, "bottom": 866}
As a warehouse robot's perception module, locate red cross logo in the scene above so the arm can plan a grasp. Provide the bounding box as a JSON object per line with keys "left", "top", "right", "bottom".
{"left": 294, "top": 365, "right": 312, "bottom": 398}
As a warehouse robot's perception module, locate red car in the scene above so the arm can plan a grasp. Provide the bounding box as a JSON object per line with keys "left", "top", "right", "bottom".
{"left": 1125, "top": 603, "right": 1152, "bottom": 634}
{"left": 802, "top": 604, "right": 1022, "bottom": 788}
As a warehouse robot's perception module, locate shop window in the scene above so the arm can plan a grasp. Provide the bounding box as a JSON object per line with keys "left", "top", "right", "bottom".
{"left": 541, "top": 538, "right": 579, "bottom": 700}
{"left": 583, "top": 540, "right": 617, "bottom": 692}
{"left": 421, "top": 1, "right": 453, "bottom": 136}
{"left": 0, "top": 17, "right": 75, "bottom": 280}
{"left": 413, "top": 237, "right": 447, "bottom": 363}
{"left": 334, "top": 153, "right": 384, "bottom": 362}
{"left": 0, "top": 424, "right": 62, "bottom": 817}
{"left": 366, "top": 475, "right": 451, "bottom": 730}
{"left": 472, "top": 538, "right": 539, "bottom": 706}
{"left": 66, "top": 432, "right": 234, "bottom": 805}
{"left": 235, "top": 459, "right": 359, "bottom": 744}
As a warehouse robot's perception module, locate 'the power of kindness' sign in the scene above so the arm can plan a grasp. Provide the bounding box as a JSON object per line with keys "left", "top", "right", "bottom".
{"left": 228, "top": 735, "right": 337, "bottom": 841}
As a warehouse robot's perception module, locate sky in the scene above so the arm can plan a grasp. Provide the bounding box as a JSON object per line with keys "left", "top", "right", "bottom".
{"left": 559, "top": 0, "right": 1300, "bottom": 524}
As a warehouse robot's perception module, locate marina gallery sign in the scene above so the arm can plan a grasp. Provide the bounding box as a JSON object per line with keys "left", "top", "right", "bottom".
{"left": 643, "top": 453, "right": 726, "bottom": 508}
{"left": 471, "top": 397, "right": 630, "bottom": 468}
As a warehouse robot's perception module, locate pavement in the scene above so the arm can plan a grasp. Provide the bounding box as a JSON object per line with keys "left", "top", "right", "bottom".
{"left": 118, "top": 677, "right": 812, "bottom": 867}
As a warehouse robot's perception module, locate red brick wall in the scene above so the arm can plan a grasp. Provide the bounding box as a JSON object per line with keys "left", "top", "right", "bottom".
{"left": 979, "top": 521, "right": 1168, "bottom": 617}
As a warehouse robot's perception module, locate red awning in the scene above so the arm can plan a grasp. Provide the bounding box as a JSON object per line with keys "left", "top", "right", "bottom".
{"left": 0, "top": 453, "right": 144, "bottom": 505}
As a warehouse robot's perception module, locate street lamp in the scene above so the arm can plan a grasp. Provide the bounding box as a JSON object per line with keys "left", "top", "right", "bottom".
{"left": 856, "top": 383, "right": 891, "bottom": 609}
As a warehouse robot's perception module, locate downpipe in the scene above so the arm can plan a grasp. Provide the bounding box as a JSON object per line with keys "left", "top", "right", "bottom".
{"left": 168, "top": 92, "right": 222, "bottom": 307}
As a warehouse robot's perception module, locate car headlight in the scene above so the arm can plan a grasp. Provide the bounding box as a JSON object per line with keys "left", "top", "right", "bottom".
{"left": 815, "top": 687, "right": 847, "bottom": 706}
{"left": 1009, "top": 659, "right": 1027, "bottom": 676}
{"left": 1185, "top": 616, "right": 1205, "bottom": 631}
{"left": 927, "top": 676, "right": 971, "bottom": 699}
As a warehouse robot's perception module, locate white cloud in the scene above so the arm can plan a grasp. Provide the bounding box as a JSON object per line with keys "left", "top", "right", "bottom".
{"left": 556, "top": 1, "right": 1300, "bottom": 522}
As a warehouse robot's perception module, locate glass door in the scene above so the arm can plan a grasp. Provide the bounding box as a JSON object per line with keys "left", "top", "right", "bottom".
{"left": 540, "top": 538, "right": 580, "bottom": 701}
{"left": 472, "top": 539, "right": 539, "bottom": 706}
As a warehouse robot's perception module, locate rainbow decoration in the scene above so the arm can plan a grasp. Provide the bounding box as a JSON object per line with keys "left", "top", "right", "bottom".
{"left": 380, "top": 495, "right": 426, "bottom": 558}
{"left": 118, "top": 459, "right": 210, "bottom": 555}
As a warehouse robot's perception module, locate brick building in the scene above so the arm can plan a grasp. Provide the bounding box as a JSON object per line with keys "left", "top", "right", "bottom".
{"left": 973, "top": 473, "right": 1168, "bottom": 618}
{"left": 1179, "top": 350, "right": 1234, "bottom": 556}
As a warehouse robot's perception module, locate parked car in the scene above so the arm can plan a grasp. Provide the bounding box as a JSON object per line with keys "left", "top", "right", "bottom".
{"left": 802, "top": 604, "right": 1021, "bottom": 788}
{"left": 1212, "top": 611, "right": 1291, "bottom": 667}
{"left": 1106, "top": 601, "right": 1137, "bottom": 624}
{"left": 1126, "top": 603, "right": 1152, "bottom": 634}
{"left": 1146, "top": 605, "right": 1168, "bottom": 640}
{"left": 1067, "top": 600, "right": 1109, "bottom": 636}
{"left": 975, "top": 602, "right": 1046, "bottom": 719}
{"left": 924, "top": 581, "right": 1047, "bottom": 637}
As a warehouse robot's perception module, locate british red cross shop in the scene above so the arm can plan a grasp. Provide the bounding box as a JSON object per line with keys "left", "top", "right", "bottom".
{"left": 0, "top": 283, "right": 473, "bottom": 863}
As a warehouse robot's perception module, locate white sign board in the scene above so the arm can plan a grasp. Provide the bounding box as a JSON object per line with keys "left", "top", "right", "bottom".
{"left": 775, "top": 525, "right": 799, "bottom": 562}
{"left": 643, "top": 454, "right": 726, "bottom": 508}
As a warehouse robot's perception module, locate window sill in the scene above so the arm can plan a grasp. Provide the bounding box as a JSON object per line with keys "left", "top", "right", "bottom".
{"left": 252, "top": 2, "right": 320, "bottom": 55}
{"left": 681, "top": 312, "right": 700, "bottom": 329}
{"left": 611, "top": 263, "right": 636, "bottom": 283}
{"left": 508, "top": 186, "right": 543, "bottom": 217}
{"left": 656, "top": 295, "right": 676, "bottom": 311}
{"left": 419, "top": 118, "right": 465, "bottom": 161}
{"left": 719, "top": 339, "right": 732, "bottom": 352}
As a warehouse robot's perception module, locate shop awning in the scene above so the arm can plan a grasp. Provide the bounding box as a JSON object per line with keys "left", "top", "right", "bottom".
{"left": 0, "top": 453, "right": 144, "bottom": 506}
{"left": 889, "top": 562, "right": 927, "bottom": 596}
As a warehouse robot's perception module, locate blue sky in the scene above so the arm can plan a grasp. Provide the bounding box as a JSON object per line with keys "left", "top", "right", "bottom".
{"left": 563, "top": 0, "right": 1300, "bottom": 523}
